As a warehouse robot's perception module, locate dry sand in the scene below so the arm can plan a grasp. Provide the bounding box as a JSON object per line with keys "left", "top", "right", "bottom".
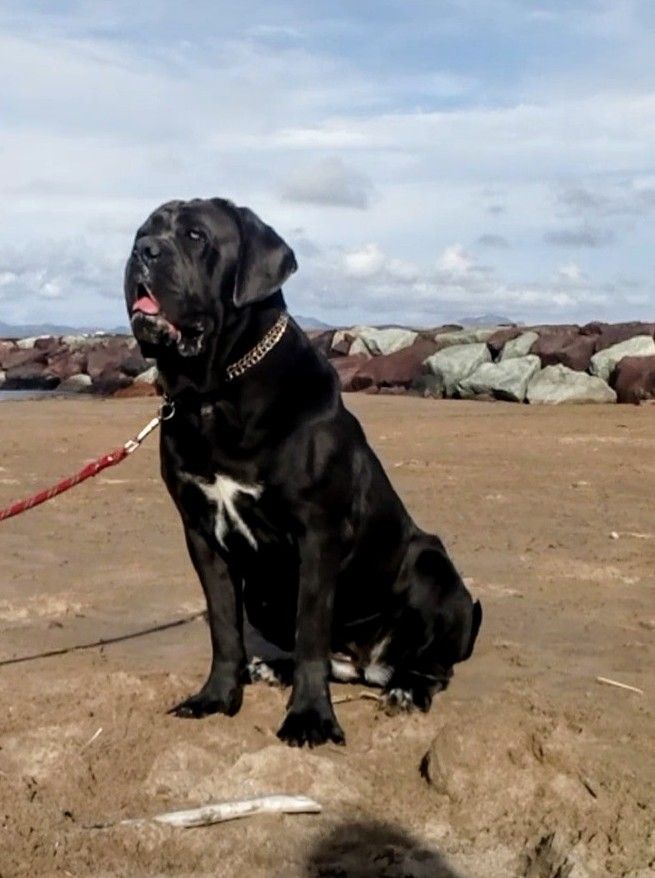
{"left": 0, "top": 396, "right": 653, "bottom": 877}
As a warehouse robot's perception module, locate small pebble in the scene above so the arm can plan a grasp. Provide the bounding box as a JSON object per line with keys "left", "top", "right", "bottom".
{"left": 609, "top": 531, "right": 619, "bottom": 540}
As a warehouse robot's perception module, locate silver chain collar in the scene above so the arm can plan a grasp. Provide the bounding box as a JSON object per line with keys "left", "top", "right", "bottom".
{"left": 225, "top": 312, "right": 289, "bottom": 382}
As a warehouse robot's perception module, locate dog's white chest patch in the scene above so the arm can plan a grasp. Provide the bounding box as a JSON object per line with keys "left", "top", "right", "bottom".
{"left": 192, "top": 474, "right": 262, "bottom": 550}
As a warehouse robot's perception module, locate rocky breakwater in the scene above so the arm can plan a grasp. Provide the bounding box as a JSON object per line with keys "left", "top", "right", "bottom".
{"left": 307, "top": 320, "right": 655, "bottom": 404}
{"left": 3, "top": 319, "right": 655, "bottom": 404}
{"left": 0, "top": 334, "right": 157, "bottom": 397}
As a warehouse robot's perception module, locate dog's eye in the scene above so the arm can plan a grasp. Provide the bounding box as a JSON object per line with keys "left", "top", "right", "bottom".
{"left": 187, "top": 228, "right": 205, "bottom": 242}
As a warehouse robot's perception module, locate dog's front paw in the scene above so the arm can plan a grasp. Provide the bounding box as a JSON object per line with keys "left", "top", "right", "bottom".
{"left": 276, "top": 705, "right": 345, "bottom": 748}
{"left": 169, "top": 684, "right": 243, "bottom": 719}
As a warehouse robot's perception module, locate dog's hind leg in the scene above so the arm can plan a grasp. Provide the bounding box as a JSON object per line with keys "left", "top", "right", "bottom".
{"left": 381, "top": 538, "right": 481, "bottom": 715}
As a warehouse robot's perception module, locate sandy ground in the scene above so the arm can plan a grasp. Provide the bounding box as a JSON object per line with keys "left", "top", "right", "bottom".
{"left": 0, "top": 396, "right": 653, "bottom": 878}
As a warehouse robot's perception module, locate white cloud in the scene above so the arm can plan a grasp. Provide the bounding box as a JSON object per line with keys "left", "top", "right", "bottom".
{"left": 343, "top": 243, "right": 386, "bottom": 278}
{"left": 0, "top": 2, "right": 654, "bottom": 328}
{"left": 557, "top": 262, "right": 585, "bottom": 282}
{"left": 269, "top": 92, "right": 655, "bottom": 179}
{"left": 286, "top": 239, "right": 615, "bottom": 327}
{"left": 437, "top": 244, "right": 475, "bottom": 276}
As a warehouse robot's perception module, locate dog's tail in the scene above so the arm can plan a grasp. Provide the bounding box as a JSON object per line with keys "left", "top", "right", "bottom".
{"left": 462, "top": 599, "right": 482, "bottom": 661}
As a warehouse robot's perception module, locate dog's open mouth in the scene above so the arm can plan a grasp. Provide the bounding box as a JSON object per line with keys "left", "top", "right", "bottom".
{"left": 130, "top": 284, "right": 206, "bottom": 356}
{"left": 131, "top": 284, "right": 181, "bottom": 344}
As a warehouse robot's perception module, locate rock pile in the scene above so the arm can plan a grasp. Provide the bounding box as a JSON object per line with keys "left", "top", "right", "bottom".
{"left": 0, "top": 334, "right": 154, "bottom": 397}
{"left": 307, "top": 320, "right": 655, "bottom": 404}
{"left": 2, "top": 319, "right": 655, "bottom": 404}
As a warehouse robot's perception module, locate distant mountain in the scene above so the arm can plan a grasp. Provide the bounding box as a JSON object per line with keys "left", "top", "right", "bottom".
{"left": 0, "top": 320, "right": 129, "bottom": 338}
{"left": 457, "top": 314, "right": 518, "bottom": 327}
{"left": 293, "top": 315, "right": 332, "bottom": 330}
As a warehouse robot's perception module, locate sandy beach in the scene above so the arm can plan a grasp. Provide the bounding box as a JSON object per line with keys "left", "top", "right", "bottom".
{"left": 0, "top": 396, "right": 653, "bottom": 877}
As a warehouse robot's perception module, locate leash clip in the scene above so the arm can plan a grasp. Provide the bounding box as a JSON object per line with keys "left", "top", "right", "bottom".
{"left": 159, "top": 398, "right": 176, "bottom": 422}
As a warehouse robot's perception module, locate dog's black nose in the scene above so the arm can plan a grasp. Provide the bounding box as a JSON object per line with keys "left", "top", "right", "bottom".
{"left": 134, "top": 236, "right": 161, "bottom": 263}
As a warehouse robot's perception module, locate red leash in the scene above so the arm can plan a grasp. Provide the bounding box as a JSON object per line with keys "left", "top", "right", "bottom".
{"left": 0, "top": 401, "right": 174, "bottom": 523}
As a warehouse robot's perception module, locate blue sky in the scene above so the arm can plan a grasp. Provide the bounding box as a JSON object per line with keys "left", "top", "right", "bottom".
{"left": 1, "top": 0, "right": 654, "bottom": 327}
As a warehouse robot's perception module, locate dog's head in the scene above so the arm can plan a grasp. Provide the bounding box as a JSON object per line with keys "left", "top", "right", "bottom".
{"left": 124, "top": 198, "right": 297, "bottom": 359}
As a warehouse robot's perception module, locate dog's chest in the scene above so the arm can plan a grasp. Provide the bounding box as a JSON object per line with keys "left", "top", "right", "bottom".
{"left": 188, "top": 472, "right": 263, "bottom": 550}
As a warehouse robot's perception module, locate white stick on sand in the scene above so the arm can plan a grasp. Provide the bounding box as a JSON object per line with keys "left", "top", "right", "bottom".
{"left": 89, "top": 795, "right": 322, "bottom": 829}
{"left": 596, "top": 676, "right": 644, "bottom": 695}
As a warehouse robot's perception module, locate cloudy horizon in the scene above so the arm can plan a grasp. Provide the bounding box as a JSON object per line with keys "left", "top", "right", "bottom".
{"left": 1, "top": 0, "right": 654, "bottom": 329}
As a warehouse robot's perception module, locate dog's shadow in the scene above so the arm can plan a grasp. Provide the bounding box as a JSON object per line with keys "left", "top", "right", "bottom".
{"left": 304, "top": 820, "right": 464, "bottom": 878}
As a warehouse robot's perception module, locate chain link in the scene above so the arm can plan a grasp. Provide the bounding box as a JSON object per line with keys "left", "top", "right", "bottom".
{"left": 225, "top": 312, "right": 289, "bottom": 382}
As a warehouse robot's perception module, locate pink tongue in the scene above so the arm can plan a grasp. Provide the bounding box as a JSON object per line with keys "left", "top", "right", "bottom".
{"left": 132, "top": 296, "right": 160, "bottom": 315}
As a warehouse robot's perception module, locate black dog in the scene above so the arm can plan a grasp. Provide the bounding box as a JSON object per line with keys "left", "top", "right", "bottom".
{"left": 124, "top": 198, "right": 481, "bottom": 747}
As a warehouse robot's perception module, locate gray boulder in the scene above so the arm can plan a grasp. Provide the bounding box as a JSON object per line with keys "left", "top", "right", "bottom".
{"left": 348, "top": 336, "right": 373, "bottom": 358}
{"left": 134, "top": 365, "right": 158, "bottom": 385}
{"left": 589, "top": 335, "right": 655, "bottom": 383}
{"left": 349, "top": 326, "right": 418, "bottom": 356}
{"left": 15, "top": 335, "right": 51, "bottom": 350}
{"left": 433, "top": 327, "right": 499, "bottom": 349}
{"left": 0, "top": 370, "right": 5, "bottom": 388}
{"left": 500, "top": 330, "right": 539, "bottom": 361}
{"left": 527, "top": 365, "right": 616, "bottom": 404}
{"left": 330, "top": 330, "right": 356, "bottom": 356}
{"left": 459, "top": 355, "right": 541, "bottom": 402}
{"left": 61, "top": 334, "right": 104, "bottom": 350}
{"left": 58, "top": 373, "right": 92, "bottom": 393}
{"left": 423, "top": 342, "right": 491, "bottom": 397}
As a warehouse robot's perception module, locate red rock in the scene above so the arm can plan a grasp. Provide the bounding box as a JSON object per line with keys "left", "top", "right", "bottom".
{"left": 611, "top": 355, "right": 655, "bottom": 404}
{"left": 1, "top": 347, "right": 48, "bottom": 369}
{"left": 556, "top": 335, "right": 597, "bottom": 372}
{"left": 580, "top": 321, "right": 607, "bottom": 336}
{"left": 120, "top": 349, "right": 150, "bottom": 377}
{"left": 47, "top": 350, "right": 88, "bottom": 380}
{"left": 4, "top": 363, "right": 60, "bottom": 390}
{"left": 86, "top": 341, "right": 133, "bottom": 380}
{"left": 349, "top": 339, "right": 439, "bottom": 392}
{"left": 530, "top": 330, "right": 581, "bottom": 366}
{"left": 91, "top": 367, "right": 132, "bottom": 395}
{"left": 530, "top": 330, "right": 595, "bottom": 371}
{"left": 532, "top": 324, "right": 580, "bottom": 337}
{"left": 33, "top": 336, "right": 61, "bottom": 354}
{"left": 0, "top": 341, "right": 17, "bottom": 367}
{"left": 331, "top": 354, "right": 369, "bottom": 391}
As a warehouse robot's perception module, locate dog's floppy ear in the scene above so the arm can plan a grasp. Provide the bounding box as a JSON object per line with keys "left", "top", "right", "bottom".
{"left": 233, "top": 206, "right": 297, "bottom": 307}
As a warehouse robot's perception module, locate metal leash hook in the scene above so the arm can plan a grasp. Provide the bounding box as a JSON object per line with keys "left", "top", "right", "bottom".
{"left": 159, "top": 397, "right": 176, "bottom": 421}
{"left": 124, "top": 399, "right": 175, "bottom": 455}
